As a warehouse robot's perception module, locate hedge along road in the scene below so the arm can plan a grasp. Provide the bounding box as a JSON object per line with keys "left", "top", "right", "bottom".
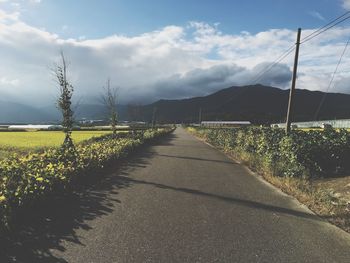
{"left": 1, "top": 127, "right": 350, "bottom": 263}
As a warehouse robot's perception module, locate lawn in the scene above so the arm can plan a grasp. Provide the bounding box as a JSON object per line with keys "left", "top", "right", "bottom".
{"left": 0, "top": 131, "right": 111, "bottom": 159}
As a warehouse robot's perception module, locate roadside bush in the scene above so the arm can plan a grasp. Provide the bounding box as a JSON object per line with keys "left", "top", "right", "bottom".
{"left": 189, "top": 127, "right": 350, "bottom": 179}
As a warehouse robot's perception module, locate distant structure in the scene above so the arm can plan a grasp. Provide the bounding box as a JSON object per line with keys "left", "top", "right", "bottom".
{"left": 201, "top": 121, "right": 251, "bottom": 127}
{"left": 271, "top": 119, "right": 350, "bottom": 129}
{"left": 8, "top": 124, "right": 63, "bottom": 130}
{"left": 78, "top": 119, "right": 106, "bottom": 126}
{"left": 128, "top": 121, "right": 147, "bottom": 127}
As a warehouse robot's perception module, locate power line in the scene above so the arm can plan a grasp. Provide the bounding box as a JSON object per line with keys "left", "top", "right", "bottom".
{"left": 219, "top": 11, "right": 350, "bottom": 118}
{"left": 218, "top": 42, "right": 296, "bottom": 109}
{"left": 253, "top": 11, "right": 350, "bottom": 84}
{"left": 301, "top": 11, "right": 350, "bottom": 42}
{"left": 313, "top": 36, "right": 350, "bottom": 120}
{"left": 217, "top": 44, "right": 296, "bottom": 111}
{"left": 301, "top": 12, "right": 350, "bottom": 44}
{"left": 251, "top": 45, "right": 295, "bottom": 84}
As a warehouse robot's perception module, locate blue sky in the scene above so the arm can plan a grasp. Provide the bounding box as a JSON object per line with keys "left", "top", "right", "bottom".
{"left": 9, "top": 0, "right": 345, "bottom": 38}
{"left": 1, "top": 0, "right": 350, "bottom": 105}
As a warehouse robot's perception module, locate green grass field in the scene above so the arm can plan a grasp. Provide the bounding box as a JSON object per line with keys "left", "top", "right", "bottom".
{"left": 0, "top": 131, "right": 111, "bottom": 159}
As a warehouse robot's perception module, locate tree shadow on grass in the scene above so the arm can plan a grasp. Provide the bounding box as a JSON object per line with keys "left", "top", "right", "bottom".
{"left": 0, "top": 134, "right": 176, "bottom": 263}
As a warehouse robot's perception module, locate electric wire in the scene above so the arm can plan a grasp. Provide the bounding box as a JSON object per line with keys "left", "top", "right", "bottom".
{"left": 217, "top": 45, "right": 296, "bottom": 110}
{"left": 219, "top": 11, "right": 350, "bottom": 118}
{"left": 251, "top": 45, "right": 295, "bottom": 84}
{"left": 313, "top": 36, "right": 350, "bottom": 120}
{"left": 301, "top": 12, "right": 350, "bottom": 44}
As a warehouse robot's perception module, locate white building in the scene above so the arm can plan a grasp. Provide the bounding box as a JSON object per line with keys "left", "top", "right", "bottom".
{"left": 201, "top": 121, "right": 251, "bottom": 127}
{"left": 271, "top": 119, "right": 350, "bottom": 129}
{"left": 8, "top": 124, "right": 63, "bottom": 130}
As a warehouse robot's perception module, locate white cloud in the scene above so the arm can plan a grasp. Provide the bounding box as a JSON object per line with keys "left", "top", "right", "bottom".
{"left": 343, "top": 0, "right": 350, "bottom": 10}
{"left": 143, "top": 63, "right": 292, "bottom": 102}
{"left": 0, "top": 9, "right": 19, "bottom": 22}
{"left": 0, "top": 77, "right": 19, "bottom": 86}
{"left": 309, "top": 11, "right": 325, "bottom": 21}
{"left": 0, "top": 8, "right": 350, "bottom": 107}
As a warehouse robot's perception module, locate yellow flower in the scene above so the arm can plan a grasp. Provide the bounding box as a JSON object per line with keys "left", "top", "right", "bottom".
{"left": 36, "top": 177, "right": 44, "bottom": 182}
{"left": 0, "top": 195, "right": 6, "bottom": 202}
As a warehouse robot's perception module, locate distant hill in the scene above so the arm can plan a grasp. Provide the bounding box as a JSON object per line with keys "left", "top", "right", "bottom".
{"left": 2, "top": 85, "right": 350, "bottom": 124}
{"left": 38, "top": 104, "right": 109, "bottom": 122}
{"left": 137, "top": 85, "right": 350, "bottom": 124}
{"left": 0, "top": 101, "right": 54, "bottom": 124}
{"left": 0, "top": 101, "right": 128, "bottom": 124}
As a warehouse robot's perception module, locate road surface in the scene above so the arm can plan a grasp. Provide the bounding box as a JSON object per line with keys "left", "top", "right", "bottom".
{"left": 1, "top": 127, "right": 350, "bottom": 262}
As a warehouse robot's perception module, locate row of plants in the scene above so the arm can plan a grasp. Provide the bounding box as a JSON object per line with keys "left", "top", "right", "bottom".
{"left": 188, "top": 126, "right": 350, "bottom": 178}
{"left": 0, "top": 128, "right": 173, "bottom": 229}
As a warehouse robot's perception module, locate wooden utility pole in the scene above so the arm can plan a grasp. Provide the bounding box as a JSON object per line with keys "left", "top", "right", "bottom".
{"left": 198, "top": 107, "right": 202, "bottom": 125}
{"left": 285, "top": 28, "right": 301, "bottom": 135}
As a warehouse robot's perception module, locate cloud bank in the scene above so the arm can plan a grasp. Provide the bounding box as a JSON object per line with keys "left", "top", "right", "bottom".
{"left": 0, "top": 7, "right": 350, "bottom": 106}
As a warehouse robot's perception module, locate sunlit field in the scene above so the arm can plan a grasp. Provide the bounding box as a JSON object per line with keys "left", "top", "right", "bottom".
{"left": 0, "top": 131, "right": 111, "bottom": 159}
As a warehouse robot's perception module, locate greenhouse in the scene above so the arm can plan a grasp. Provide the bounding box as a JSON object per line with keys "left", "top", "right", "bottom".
{"left": 271, "top": 119, "right": 350, "bottom": 128}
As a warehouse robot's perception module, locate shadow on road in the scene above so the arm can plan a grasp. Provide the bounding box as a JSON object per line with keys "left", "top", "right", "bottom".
{"left": 0, "top": 134, "right": 177, "bottom": 263}
{"left": 112, "top": 175, "right": 323, "bottom": 222}
{"left": 154, "top": 153, "right": 238, "bottom": 165}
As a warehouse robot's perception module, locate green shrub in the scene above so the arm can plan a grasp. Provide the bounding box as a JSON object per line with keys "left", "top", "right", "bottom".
{"left": 190, "top": 127, "right": 350, "bottom": 179}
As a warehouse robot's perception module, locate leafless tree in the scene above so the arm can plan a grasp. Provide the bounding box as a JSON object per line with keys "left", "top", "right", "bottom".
{"left": 101, "top": 78, "right": 118, "bottom": 136}
{"left": 151, "top": 106, "right": 157, "bottom": 129}
{"left": 53, "top": 51, "right": 75, "bottom": 148}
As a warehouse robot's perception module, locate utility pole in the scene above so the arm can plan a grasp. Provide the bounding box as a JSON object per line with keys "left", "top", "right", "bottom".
{"left": 198, "top": 107, "right": 202, "bottom": 126}
{"left": 285, "top": 28, "right": 301, "bottom": 135}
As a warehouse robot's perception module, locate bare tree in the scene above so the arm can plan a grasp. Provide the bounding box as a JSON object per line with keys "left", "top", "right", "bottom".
{"left": 151, "top": 106, "right": 157, "bottom": 129}
{"left": 54, "top": 51, "right": 75, "bottom": 148}
{"left": 101, "top": 78, "right": 118, "bottom": 136}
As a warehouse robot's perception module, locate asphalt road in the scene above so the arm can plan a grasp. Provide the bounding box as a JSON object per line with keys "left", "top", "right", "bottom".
{"left": 1, "top": 127, "right": 350, "bottom": 263}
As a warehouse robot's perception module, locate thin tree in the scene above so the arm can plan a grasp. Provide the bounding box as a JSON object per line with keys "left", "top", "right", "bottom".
{"left": 54, "top": 51, "right": 75, "bottom": 148}
{"left": 102, "top": 78, "right": 118, "bottom": 136}
{"left": 151, "top": 106, "right": 157, "bottom": 129}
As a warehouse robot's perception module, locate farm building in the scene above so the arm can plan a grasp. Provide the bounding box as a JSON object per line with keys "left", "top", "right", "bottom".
{"left": 271, "top": 119, "right": 350, "bottom": 129}
{"left": 78, "top": 119, "right": 106, "bottom": 125}
{"left": 8, "top": 124, "right": 63, "bottom": 130}
{"left": 201, "top": 121, "right": 251, "bottom": 127}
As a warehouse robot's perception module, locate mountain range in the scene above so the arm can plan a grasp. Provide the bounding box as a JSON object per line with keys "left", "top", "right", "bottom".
{"left": 138, "top": 85, "right": 350, "bottom": 124}
{"left": 1, "top": 84, "right": 350, "bottom": 124}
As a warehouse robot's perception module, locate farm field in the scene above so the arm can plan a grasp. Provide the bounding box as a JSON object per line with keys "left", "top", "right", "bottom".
{"left": 0, "top": 131, "right": 112, "bottom": 159}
